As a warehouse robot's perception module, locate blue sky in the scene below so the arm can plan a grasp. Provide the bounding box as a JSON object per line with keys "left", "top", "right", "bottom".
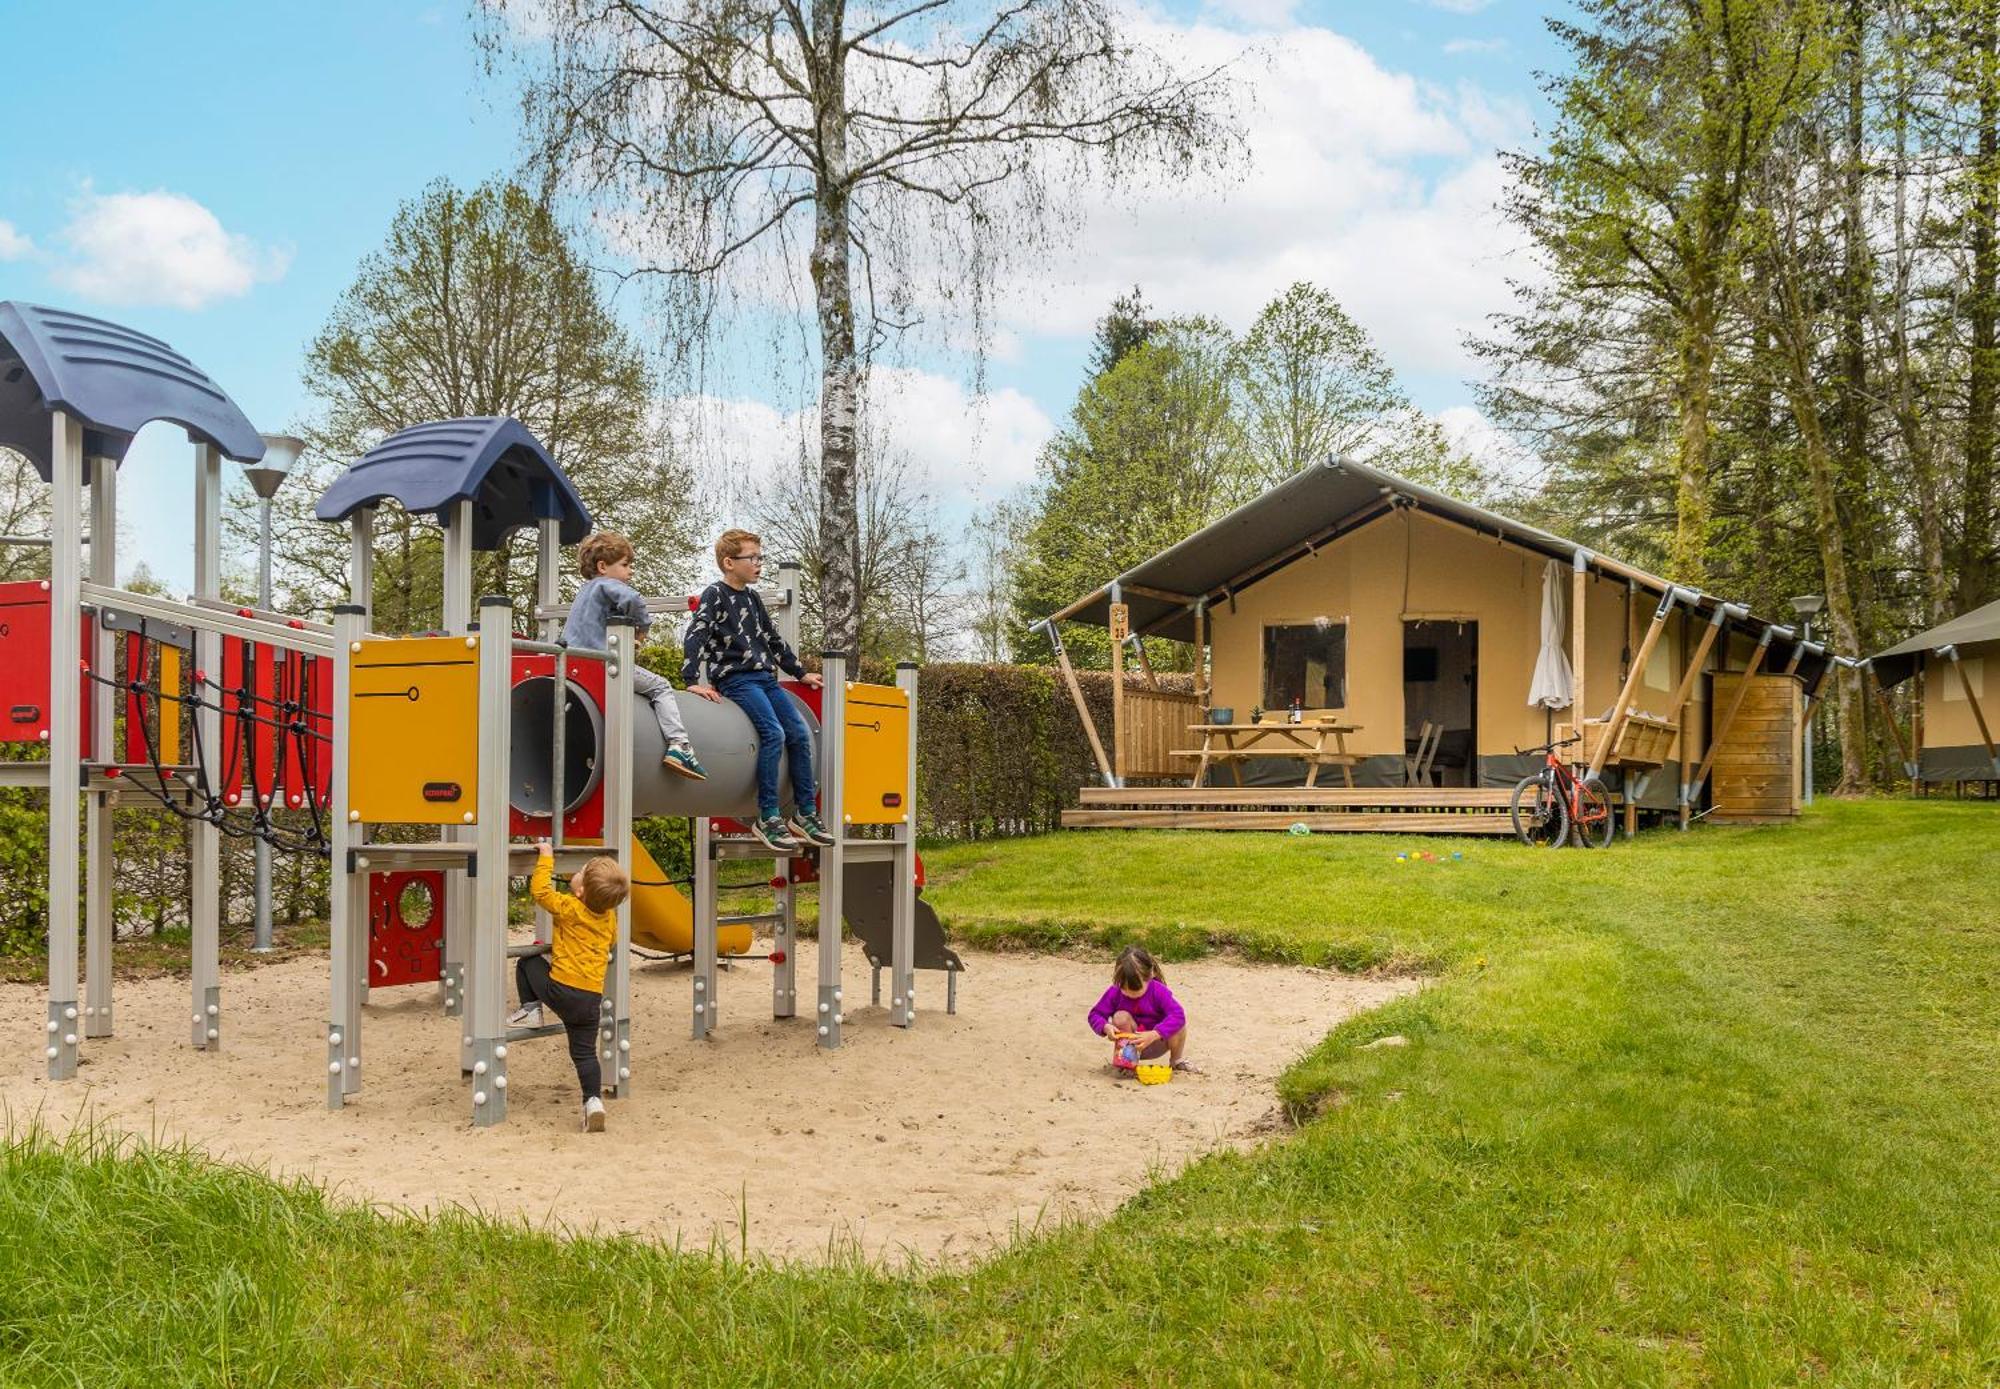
{"left": 0, "top": 0, "right": 1568, "bottom": 594}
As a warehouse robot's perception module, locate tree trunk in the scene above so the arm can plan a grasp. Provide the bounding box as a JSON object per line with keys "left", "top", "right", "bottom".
{"left": 811, "top": 0, "right": 861, "bottom": 657}
{"left": 1964, "top": 4, "right": 2000, "bottom": 610}
{"left": 1837, "top": 0, "right": 1878, "bottom": 644}
{"left": 1774, "top": 288, "right": 1870, "bottom": 791}
{"left": 1672, "top": 270, "right": 1719, "bottom": 585}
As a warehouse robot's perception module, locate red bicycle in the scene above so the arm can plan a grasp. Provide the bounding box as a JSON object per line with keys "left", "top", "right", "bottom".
{"left": 1509, "top": 736, "right": 1616, "bottom": 848}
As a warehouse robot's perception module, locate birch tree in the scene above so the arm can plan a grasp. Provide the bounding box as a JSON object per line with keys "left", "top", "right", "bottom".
{"left": 481, "top": 0, "right": 1238, "bottom": 654}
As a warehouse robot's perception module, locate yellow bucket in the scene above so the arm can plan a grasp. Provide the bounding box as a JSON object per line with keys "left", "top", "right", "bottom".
{"left": 1134, "top": 1062, "right": 1173, "bottom": 1086}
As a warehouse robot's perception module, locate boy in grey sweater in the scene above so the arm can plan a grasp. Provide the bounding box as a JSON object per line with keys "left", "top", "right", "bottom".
{"left": 566, "top": 531, "right": 704, "bottom": 781}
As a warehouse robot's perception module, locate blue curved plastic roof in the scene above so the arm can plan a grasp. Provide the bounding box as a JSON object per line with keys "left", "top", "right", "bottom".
{"left": 0, "top": 300, "right": 266, "bottom": 476}
{"left": 314, "top": 417, "right": 593, "bottom": 550}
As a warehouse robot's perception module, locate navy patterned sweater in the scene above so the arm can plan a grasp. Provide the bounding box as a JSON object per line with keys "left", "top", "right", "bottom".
{"left": 681, "top": 582, "right": 806, "bottom": 686}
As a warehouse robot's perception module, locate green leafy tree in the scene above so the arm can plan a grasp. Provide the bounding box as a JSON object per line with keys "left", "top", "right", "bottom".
{"left": 256, "top": 179, "right": 699, "bottom": 634}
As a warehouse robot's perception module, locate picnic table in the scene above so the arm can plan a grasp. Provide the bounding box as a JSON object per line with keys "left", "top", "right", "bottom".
{"left": 1171, "top": 720, "right": 1364, "bottom": 788}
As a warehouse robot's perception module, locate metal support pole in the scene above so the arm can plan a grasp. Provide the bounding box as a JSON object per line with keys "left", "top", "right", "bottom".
{"left": 817, "top": 652, "right": 847, "bottom": 1048}
{"left": 190, "top": 443, "right": 223, "bottom": 1051}
{"left": 891, "top": 661, "right": 918, "bottom": 1028}
{"left": 469, "top": 596, "right": 513, "bottom": 1126}
{"left": 1800, "top": 616, "right": 1816, "bottom": 806}
{"left": 693, "top": 814, "right": 719, "bottom": 1039}
{"left": 533, "top": 519, "right": 561, "bottom": 948}
{"left": 603, "top": 617, "right": 635, "bottom": 1097}
{"left": 83, "top": 450, "right": 118, "bottom": 1037}
{"left": 44, "top": 412, "right": 85, "bottom": 1080}
{"left": 252, "top": 492, "right": 276, "bottom": 952}
{"left": 328, "top": 606, "right": 364, "bottom": 1106}
{"left": 441, "top": 501, "right": 473, "bottom": 1035}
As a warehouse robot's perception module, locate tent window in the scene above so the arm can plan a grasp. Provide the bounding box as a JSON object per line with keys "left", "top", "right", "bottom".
{"left": 1263, "top": 622, "right": 1347, "bottom": 709}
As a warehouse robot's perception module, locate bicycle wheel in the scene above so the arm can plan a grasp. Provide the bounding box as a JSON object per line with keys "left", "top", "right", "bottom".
{"left": 1510, "top": 773, "right": 1569, "bottom": 847}
{"left": 1572, "top": 775, "right": 1616, "bottom": 849}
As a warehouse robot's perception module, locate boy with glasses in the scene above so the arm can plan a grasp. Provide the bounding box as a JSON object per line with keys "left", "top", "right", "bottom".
{"left": 684, "top": 529, "right": 833, "bottom": 851}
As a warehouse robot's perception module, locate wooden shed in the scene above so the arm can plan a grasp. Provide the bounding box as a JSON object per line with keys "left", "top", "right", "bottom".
{"left": 1039, "top": 459, "right": 1833, "bottom": 834}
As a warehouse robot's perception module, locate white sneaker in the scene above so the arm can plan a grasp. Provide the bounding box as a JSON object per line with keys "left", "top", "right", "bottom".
{"left": 508, "top": 1004, "right": 544, "bottom": 1028}
{"left": 583, "top": 1096, "right": 607, "bottom": 1132}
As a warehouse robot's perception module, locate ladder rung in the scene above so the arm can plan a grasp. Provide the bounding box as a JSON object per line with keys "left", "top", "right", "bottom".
{"left": 506, "top": 942, "right": 552, "bottom": 958}
{"left": 719, "top": 912, "right": 782, "bottom": 927}
{"left": 505, "top": 1021, "right": 570, "bottom": 1042}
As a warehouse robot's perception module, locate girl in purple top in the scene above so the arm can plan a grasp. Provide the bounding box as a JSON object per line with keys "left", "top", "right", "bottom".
{"left": 1088, "top": 945, "right": 1199, "bottom": 1074}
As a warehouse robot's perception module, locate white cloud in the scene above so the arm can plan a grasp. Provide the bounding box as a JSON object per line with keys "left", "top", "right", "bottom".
{"left": 54, "top": 189, "right": 290, "bottom": 310}
{"left": 1434, "top": 403, "right": 1543, "bottom": 488}
{"left": 1443, "top": 37, "right": 1508, "bottom": 55}
{"left": 664, "top": 367, "right": 1053, "bottom": 521}
{"left": 0, "top": 220, "right": 33, "bottom": 261}
{"left": 970, "top": 19, "right": 1537, "bottom": 385}
{"left": 1418, "top": 0, "right": 1498, "bottom": 14}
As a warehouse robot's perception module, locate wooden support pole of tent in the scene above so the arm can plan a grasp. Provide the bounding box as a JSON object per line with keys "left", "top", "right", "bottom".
{"left": 1570, "top": 551, "right": 1589, "bottom": 752}
{"left": 1687, "top": 629, "right": 1775, "bottom": 805}
{"left": 1938, "top": 644, "right": 2000, "bottom": 777}
{"left": 1122, "top": 583, "right": 1197, "bottom": 605}
{"left": 1193, "top": 598, "right": 1210, "bottom": 716}
{"left": 1781, "top": 643, "right": 1805, "bottom": 676}
{"left": 1047, "top": 585, "right": 1110, "bottom": 625}
{"left": 1863, "top": 661, "right": 1917, "bottom": 781}
{"left": 1109, "top": 598, "right": 1128, "bottom": 784}
{"left": 1587, "top": 588, "right": 1680, "bottom": 780}
{"left": 1038, "top": 620, "right": 1115, "bottom": 786}
{"left": 1132, "top": 635, "right": 1160, "bottom": 691}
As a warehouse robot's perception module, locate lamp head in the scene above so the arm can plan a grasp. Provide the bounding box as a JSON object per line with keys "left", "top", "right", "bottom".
{"left": 1789, "top": 593, "right": 1825, "bottom": 619}
{"left": 244, "top": 433, "right": 304, "bottom": 501}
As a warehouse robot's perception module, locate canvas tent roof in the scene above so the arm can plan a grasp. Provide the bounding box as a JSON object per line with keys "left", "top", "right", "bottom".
{"left": 1870, "top": 597, "right": 2000, "bottom": 688}
{"left": 1048, "top": 457, "right": 1826, "bottom": 681}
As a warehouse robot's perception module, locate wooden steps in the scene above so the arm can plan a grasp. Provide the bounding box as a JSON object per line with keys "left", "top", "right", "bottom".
{"left": 1061, "top": 784, "right": 1564, "bottom": 834}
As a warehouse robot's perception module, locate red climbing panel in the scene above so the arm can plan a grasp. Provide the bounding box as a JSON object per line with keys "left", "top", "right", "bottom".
{"left": 217, "top": 635, "right": 283, "bottom": 809}
{"left": 368, "top": 870, "right": 445, "bottom": 988}
{"left": 508, "top": 653, "right": 608, "bottom": 840}
{"left": 284, "top": 650, "right": 333, "bottom": 810}
{"left": 0, "top": 579, "right": 96, "bottom": 755}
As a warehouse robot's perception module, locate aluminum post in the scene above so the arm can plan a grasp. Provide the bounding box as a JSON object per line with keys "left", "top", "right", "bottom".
{"left": 469, "top": 597, "right": 513, "bottom": 1126}
{"left": 891, "top": 661, "right": 919, "bottom": 1028}
{"left": 441, "top": 501, "right": 473, "bottom": 1033}
{"left": 604, "top": 618, "right": 636, "bottom": 1096}
{"left": 328, "top": 606, "right": 365, "bottom": 1106}
{"left": 83, "top": 449, "right": 118, "bottom": 1037}
{"left": 817, "top": 652, "right": 847, "bottom": 1049}
{"left": 44, "top": 412, "right": 85, "bottom": 1079}
{"left": 693, "top": 813, "right": 718, "bottom": 1039}
{"left": 190, "top": 443, "right": 223, "bottom": 1051}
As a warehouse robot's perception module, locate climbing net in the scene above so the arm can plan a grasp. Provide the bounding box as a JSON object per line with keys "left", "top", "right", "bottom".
{"left": 87, "top": 617, "right": 334, "bottom": 857}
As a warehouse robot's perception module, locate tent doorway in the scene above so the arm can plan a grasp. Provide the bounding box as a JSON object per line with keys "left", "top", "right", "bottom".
{"left": 1404, "top": 620, "right": 1478, "bottom": 787}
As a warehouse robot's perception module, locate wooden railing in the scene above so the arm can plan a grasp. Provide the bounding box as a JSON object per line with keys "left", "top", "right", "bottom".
{"left": 1120, "top": 686, "right": 1204, "bottom": 778}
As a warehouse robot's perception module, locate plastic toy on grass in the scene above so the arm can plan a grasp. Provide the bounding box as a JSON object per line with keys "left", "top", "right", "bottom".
{"left": 1287, "top": 821, "right": 1311, "bottom": 836}
{"left": 1134, "top": 1062, "right": 1173, "bottom": 1085}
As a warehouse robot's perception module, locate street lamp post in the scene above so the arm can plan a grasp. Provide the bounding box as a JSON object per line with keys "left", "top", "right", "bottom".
{"left": 244, "top": 434, "right": 304, "bottom": 952}
{"left": 1790, "top": 594, "right": 1825, "bottom": 806}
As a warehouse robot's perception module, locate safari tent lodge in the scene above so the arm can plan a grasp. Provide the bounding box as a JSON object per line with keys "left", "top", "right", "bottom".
{"left": 1039, "top": 458, "right": 1835, "bottom": 834}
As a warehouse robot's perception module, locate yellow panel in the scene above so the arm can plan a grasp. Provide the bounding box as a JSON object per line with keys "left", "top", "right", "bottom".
{"left": 157, "top": 645, "right": 181, "bottom": 760}
{"left": 348, "top": 635, "right": 481, "bottom": 825}
{"left": 841, "top": 682, "right": 910, "bottom": 825}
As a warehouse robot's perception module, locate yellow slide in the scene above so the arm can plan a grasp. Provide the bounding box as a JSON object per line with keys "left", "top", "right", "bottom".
{"left": 628, "top": 836, "right": 753, "bottom": 956}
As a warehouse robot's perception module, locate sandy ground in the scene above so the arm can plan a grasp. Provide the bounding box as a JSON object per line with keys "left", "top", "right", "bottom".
{"left": 0, "top": 943, "right": 1416, "bottom": 1263}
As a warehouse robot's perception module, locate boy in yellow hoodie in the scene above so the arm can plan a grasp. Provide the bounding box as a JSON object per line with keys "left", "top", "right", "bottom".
{"left": 512, "top": 841, "right": 628, "bottom": 1131}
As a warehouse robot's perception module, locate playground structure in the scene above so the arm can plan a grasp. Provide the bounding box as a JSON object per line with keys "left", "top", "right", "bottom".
{"left": 0, "top": 299, "right": 962, "bottom": 1127}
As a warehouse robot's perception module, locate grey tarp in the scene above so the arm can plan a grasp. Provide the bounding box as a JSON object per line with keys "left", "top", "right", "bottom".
{"left": 1870, "top": 597, "right": 2000, "bottom": 688}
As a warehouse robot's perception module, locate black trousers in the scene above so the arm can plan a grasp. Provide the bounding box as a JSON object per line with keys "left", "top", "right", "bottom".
{"left": 516, "top": 954, "right": 603, "bottom": 1101}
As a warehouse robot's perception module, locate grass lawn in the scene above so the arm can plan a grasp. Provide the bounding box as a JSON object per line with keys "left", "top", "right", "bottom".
{"left": 3, "top": 799, "right": 1996, "bottom": 1384}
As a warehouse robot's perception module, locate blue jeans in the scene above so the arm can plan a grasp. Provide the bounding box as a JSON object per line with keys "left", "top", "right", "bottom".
{"left": 719, "top": 671, "right": 817, "bottom": 818}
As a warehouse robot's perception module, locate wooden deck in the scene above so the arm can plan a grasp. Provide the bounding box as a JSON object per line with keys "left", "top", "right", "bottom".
{"left": 1062, "top": 785, "right": 1529, "bottom": 834}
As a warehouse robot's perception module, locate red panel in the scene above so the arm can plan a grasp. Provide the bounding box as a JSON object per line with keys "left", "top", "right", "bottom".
{"left": 283, "top": 651, "right": 333, "bottom": 810}
{"left": 0, "top": 579, "right": 95, "bottom": 756}
{"left": 508, "top": 653, "right": 607, "bottom": 840}
{"left": 368, "top": 870, "right": 445, "bottom": 988}
{"left": 218, "top": 635, "right": 279, "bottom": 807}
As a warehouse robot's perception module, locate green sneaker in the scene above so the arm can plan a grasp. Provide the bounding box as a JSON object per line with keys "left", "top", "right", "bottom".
{"left": 788, "top": 808, "right": 836, "bottom": 847}
{"left": 751, "top": 815, "right": 801, "bottom": 853}
{"left": 662, "top": 744, "right": 707, "bottom": 780}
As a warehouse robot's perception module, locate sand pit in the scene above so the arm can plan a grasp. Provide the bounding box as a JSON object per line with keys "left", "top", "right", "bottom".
{"left": 0, "top": 943, "right": 1416, "bottom": 1262}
